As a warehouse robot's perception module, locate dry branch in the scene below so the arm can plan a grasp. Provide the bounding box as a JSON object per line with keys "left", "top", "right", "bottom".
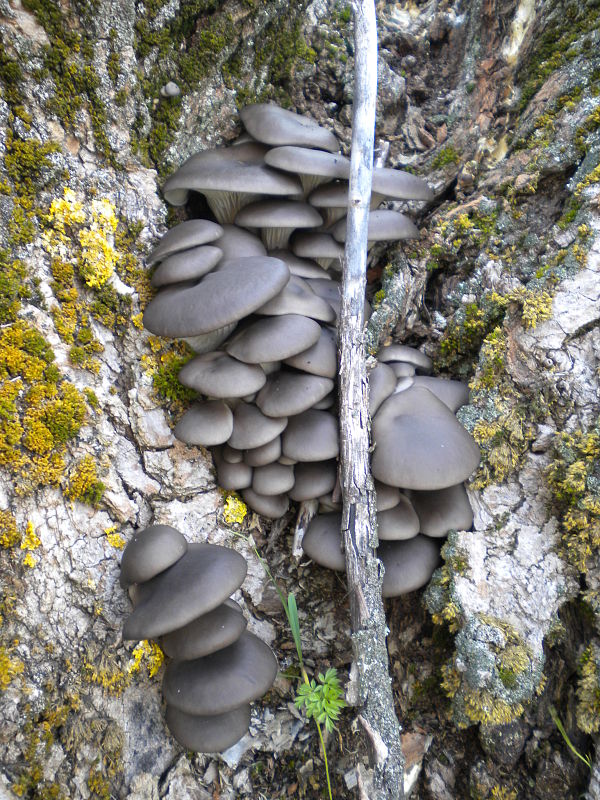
{"left": 338, "top": 1, "right": 405, "bottom": 797}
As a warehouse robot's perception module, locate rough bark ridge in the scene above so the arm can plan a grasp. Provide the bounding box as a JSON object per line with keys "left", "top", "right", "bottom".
{"left": 338, "top": 1, "right": 404, "bottom": 798}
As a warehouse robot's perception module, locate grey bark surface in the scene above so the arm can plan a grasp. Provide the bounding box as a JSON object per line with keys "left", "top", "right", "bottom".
{"left": 338, "top": 1, "right": 404, "bottom": 797}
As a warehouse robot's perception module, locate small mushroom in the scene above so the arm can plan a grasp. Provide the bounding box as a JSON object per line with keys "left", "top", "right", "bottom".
{"left": 389, "top": 362, "right": 416, "bottom": 378}
{"left": 178, "top": 352, "right": 266, "bottom": 398}
{"left": 284, "top": 325, "right": 337, "bottom": 378}
{"left": 240, "top": 103, "right": 339, "bottom": 152}
{"left": 302, "top": 513, "right": 345, "bottom": 570}
{"left": 369, "top": 362, "right": 397, "bottom": 416}
{"left": 163, "top": 630, "right": 278, "bottom": 715}
{"left": 165, "top": 704, "right": 251, "bottom": 753}
{"left": 161, "top": 603, "right": 248, "bottom": 660}
{"left": 269, "top": 249, "right": 332, "bottom": 280}
{"left": 377, "top": 496, "right": 420, "bottom": 541}
{"left": 174, "top": 401, "right": 233, "bottom": 447}
{"left": 408, "top": 483, "right": 474, "bottom": 537}
{"left": 213, "top": 447, "right": 253, "bottom": 490}
{"left": 226, "top": 314, "right": 322, "bottom": 364}
{"left": 252, "top": 462, "right": 295, "bottom": 496}
{"left": 123, "top": 543, "right": 247, "bottom": 640}
{"left": 244, "top": 436, "right": 282, "bottom": 467}
{"left": 214, "top": 224, "right": 266, "bottom": 259}
{"left": 235, "top": 200, "right": 323, "bottom": 250}
{"left": 289, "top": 460, "right": 337, "bottom": 502}
{"left": 290, "top": 231, "right": 345, "bottom": 269}
{"left": 147, "top": 220, "right": 223, "bottom": 265}
{"left": 228, "top": 401, "right": 288, "bottom": 450}
{"left": 120, "top": 525, "right": 188, "bottom": 589}
{"left": 374, "top": 482, "right": 401, "bottom": 512}
{"left": 256, "top": 371, "right": 334, "bottom": 418}
{"left": 379, "top": 537, "right": 441, "bottom": 597}
{"left": 151, "top": 245, "right": 223, "bottom": 287}
{"left": 281, "top": 409, "right": 339, "bottom": 462}
{"left": 377, "top": 344, "right": 432, "bottom": 374}
{"left": 255, "top": 275, "right": 336, "bottom": 322}
{"left": 371, "top": 166, "right": 434, "bottom": 204}
{"left": 241, "top": 488, "right": 290, "bottom": 518}
{"left": 265, "top": 146, "right": 350, "bottom": 196}
{"left": 331, "top": 209, "right": 419, "bottom": 244}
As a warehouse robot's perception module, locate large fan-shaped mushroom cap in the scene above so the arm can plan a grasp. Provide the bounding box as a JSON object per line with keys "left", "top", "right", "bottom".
{"left": 241, "top": 103, "right": 339, "bottom": 152}
{"left": 412, "top": 376, "right": 470, "bottom": 413}
{"left": 123, "top": 543, "right": 247, "bottom": 640}
{"left": 163, "top": 630, "right": 277, "bottom": 715}
{"left": 143, "top": 256, "right": 290, "bottom": 338}
{"left": 372, "top": 387, "right": 480, "bottom": 490}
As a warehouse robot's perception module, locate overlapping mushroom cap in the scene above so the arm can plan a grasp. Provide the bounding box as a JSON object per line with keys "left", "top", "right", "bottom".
{"left": 241, "top": 103, "right": 339, "bottom": 152}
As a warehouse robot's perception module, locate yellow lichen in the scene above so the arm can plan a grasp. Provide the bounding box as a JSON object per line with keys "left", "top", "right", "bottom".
{"left": 223, "top": 494, "right": 248, "bottom": 525}
{"left": 19, "top": 521, "right": 41, "bottom": 567}
{"left": 65, "top": 455, "right": 105, "bottom": 507}
{"left": 128, "top": 640, "right": 164, "bottom": 678}
{"left": 0, "top": 509, "right": 20, "bottom": 548}
{"left": 104, "top": 525, "right": 125, "bottom": 549}
{"left": 0, "top": 644, "right": 24, "bottom": 690}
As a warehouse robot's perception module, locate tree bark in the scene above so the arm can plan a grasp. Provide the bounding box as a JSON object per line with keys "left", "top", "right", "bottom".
{"left": 338, "top": 2, "right": 405, "bottom": 798}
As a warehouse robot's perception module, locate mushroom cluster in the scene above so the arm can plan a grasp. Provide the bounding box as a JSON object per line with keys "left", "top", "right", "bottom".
{"left": 120, "top": 524, "right": 277, "bottom": 752}
{"left": 143, "top": 103, "right": 478, "bottom": 597}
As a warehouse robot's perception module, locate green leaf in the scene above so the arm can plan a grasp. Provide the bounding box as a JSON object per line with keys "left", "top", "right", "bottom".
{"left": 287, "top": 592, "right": 303, "bottom": 668}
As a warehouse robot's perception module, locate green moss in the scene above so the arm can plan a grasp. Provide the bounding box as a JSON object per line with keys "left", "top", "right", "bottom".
{"left": 152, "top": 352, "right": 197, "bottom": 405}
{"left": 432, "top": 146, "right": 460, "bottom": 169}
{"left": 0, "top": 251, "right": 29, "bottom": 323}
{"left": 576, "top": 643, "right": 600, "bottom": 733}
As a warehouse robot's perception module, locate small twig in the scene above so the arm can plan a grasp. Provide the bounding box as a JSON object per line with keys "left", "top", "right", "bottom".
{"left": 292, "top": 499, "right": 318, "bottom": 559}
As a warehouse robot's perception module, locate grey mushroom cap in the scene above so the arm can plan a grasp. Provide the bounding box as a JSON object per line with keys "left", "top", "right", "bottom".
{"left": 252, "top": 462, "right": 295, "bottom": 496}
{"left": 162, "top": 160, "right": 302, "bottom": 223}
{"left": 161, "top": 602, "right": 248, "bottom": 661}
{"left": 374, "top": 482, "right": 401, "bottom": 512}
{"left": 369, "top": 362, "right": 397, "bottom": 416}
{"left": 291, "top": 231, "right": 345, "bottom": 267}
{"left": 390, "top": 362, "right": 416, "bottom": 378}
{"left": 241, "top": 103, "right": 339, "bottom": 152}
{"left": 264, "top": 146, "right": 350, "bottom": 194}
{"left": 371, "top": 166, "right": 434, "bottom": 202}
{"left": 307, "top": 180, "right": 350, "bottom": 227}
{"left": 377, "top": 495, "right": 420, "bottom": 541}
{"left": 313, "top": 391, "right": 335, "bottom": 410}
{"left": 372, "top": 387, "right": 481, "bottom": 490}
{"left": 284, "top": 325, "right": 337, "bottom": 378}
{"left": 214, "top": 224, "right": 266, "bottom": 259}
{"left": 120, "top": 524, "right": 188, "bottom": 588}
{"left": 147, "top": 220, "right": 223, "bottom": 265}
{"left": 166, "top": 704, "right": 251, "bottom": 754}
{"left": 282, "top": 409, "right": 339, "bottom": 462}
{"left": 412, "top": 376, "right": 470, "bottom": 413}
{"left": 408, "top": 483, "right": 474, "bottom": 538}
{"left": 123, "top": 543, "right": 247, "bottom": 640}
{"left": 143, "top": 256, "right": 289, "bottom": 338}
{"left": 331, "top": 209, "right": 420, "bottom": 243}
{"left": 244, "top": 435, "right": 281, "bottom": 467}
{"left": 302, "top": 513, "right": 345, "bottom": 571}
{"left": 379, "top": 536, "right": 441, "bottom": 597}
{"left": 222, "top": 444, "right": 243, "bottom": 463}
{"left": 241, "top": 488, "right": 290, "bottom": 519}
{"left": 255, "top": 275, "right": 336, "bottom": 322}
{"left": 256, "top": 371, "right": 334, "bottom": 418}
{"left": 228, "top": 401, "right": 288, "bottom": 450}
{"left": 163, "top": 630, "right": 278, "bottom": 715}
{"left": 393, "top": 376, "right": 415, "bottom": 394}
{"left": 213, "top": 448, "right": 253, "bottom": 490}
{"left": 174, "top": 401, "right": 233, "bottom": 447}
{"left": 151, "top": 245, "right": 223, "bottom": 287}
{"left": 377, "top": 344, "right": 433, "bottom": 374}
{"left": 178, "top": 352, "right": 266, "bottom": 398}
{"left": 289, "top": 460, "right": 337, "bottom": 502}
{"left": 269, "top": 249, "right": 332, "bottom": 280}
{"left": 235, "top": 200, "right": 323, "bottom": 250}
{"left": 226, "top": 314, "right": 321, "bottom": 364}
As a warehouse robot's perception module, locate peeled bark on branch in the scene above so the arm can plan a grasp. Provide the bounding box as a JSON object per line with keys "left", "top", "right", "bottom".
{"left": 338, "top": 2, "right": 405, "bottom": 798}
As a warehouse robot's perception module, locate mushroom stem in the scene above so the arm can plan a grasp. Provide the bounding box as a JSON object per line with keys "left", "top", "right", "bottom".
{"left": 205, "top": 190, "right": 262, "bottom": 224}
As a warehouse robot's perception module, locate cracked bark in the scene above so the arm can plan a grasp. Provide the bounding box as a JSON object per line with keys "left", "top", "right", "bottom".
{"left": 338, "top": 2, "right": 405, "bottom": 798}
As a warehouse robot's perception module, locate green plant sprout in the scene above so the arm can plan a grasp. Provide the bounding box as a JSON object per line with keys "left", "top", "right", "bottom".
{"left": 233, "top": 532, "right": 346, "bottom": 799}
{"left": 549, "top": 705, "right": 592, "bottom": 769}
